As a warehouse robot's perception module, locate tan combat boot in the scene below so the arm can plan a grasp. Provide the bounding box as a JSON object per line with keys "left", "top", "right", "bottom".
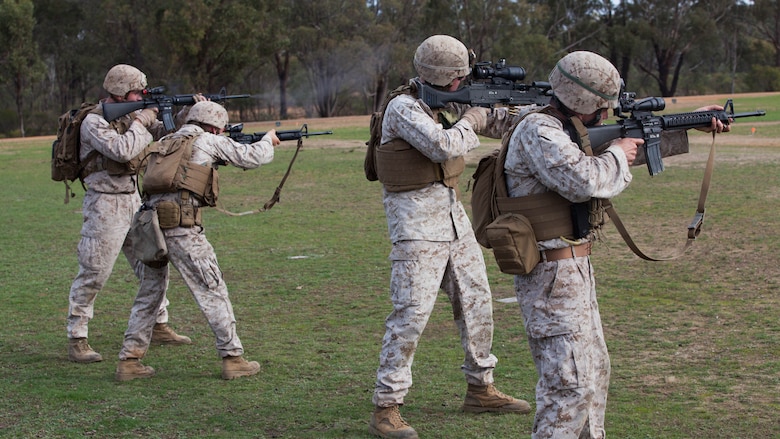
{"left": 368, "top": 405, "right": 418, "bottom": 439}
{"left": 151, "top": 323, "right": 192, "bottom": 345}
{"left": 221, "top": 355, "right": 260, "bottom": 380}
{"left": 67, "top": 338, "right": 103, "bottom": 363}
{"left": 462, "top": 383, "right": 532, "bottom": 414}
{"left": 115, "top": 359, "right": 156, "bottom": 381}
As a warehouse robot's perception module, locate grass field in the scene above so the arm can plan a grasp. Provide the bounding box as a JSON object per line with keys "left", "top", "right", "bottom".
{"left": 0, "top": 93, "right": 778, "bottom": 438}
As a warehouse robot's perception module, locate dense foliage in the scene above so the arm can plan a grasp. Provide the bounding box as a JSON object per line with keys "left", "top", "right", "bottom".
{"left": 0, "top": 0, "right": 776, "bottom": 137}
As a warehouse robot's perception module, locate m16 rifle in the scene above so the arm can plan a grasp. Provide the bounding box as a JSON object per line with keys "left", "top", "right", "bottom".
{"left": 102, "top": 87, "right": 250, "bottom": 131}
{"left": 218, "top": 123, "right": 333, "bottom": 215}
{"left": 225, "top": 123, "right": 333, "bottom": 143}
{"left": 589, "top": 92, "right": 766, "bottom": 176}
{"left": 415, "top": 58, "right": 553, "bottom": 109}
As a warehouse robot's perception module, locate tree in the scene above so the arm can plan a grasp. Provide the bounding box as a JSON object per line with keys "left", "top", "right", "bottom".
{"left": 287, "top": 0, "right": 373, "bottom": 117}
{"left": 366, "top": 0, "right": 428, "bottom": 112}
{"left": 751, "top": 0, "right": 780, "bottom": 67}
{"left": 627, "top": 0, "right": 735, "bottom": 96}
{"left": 34, "top": 0, "right": 102, "bottom": 112}
{"left": 155, "top": 0, "right": 266, "bottom": 92}
{"left": 0, "top": 0, "right": 44, "bottom": 137}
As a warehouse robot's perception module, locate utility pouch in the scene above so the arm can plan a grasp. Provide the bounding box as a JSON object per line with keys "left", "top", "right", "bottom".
{"left": 180, "top": 204, "right": 195, "bottom": 227}
{"left": 128, "top": 207, "right": 168, "bottom": 267}
{"left": 143, "top": 135, "right": 197, "bottom": 195}
{"left": 485, "top": 213, "right": 541, "bottom": 275}
{"left": 156, "top": 201, "right": 181, "bottom": 229}
{"left": 570, "top": 202, "right": 591, "bottom": 239}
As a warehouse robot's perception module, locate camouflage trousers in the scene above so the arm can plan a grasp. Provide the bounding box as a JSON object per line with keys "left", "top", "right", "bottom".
{"left": 119, "top": 226, "right": 243, "bottom": 360}
{"left": 67, "top": 191, "right": 170, "bottom": 339}
{"left": 515, "top": 256, "right": 609, "bottom": 439}
{"left": 373, "top": 236, "right": 498, "bottom": 407}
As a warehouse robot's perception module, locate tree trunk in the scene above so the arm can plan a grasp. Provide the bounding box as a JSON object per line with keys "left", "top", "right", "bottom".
{"left": 275, "top": 51, "right": 290, "bottom": 119}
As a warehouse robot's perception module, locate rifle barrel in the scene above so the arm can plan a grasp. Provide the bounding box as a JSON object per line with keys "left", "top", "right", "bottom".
{"left": 732, "top": 110, "right": 766, "bottom": 119}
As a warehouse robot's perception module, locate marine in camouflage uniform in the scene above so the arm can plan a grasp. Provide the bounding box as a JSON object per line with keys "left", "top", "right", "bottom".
{"left": 503, "top": 51, "right": 638, "bottom": 439}
{"left": 504, "top": 51, "right": 727, "bottom": 438}
{"left": 504, "top": 51, "right": 729, "bottom": 439}
{"left": 115, "top": 100, "right": 279, "bottom": 381}
{"left": 369, "top": 35, "right": 531, "bottom": 439}
{"left": 67, "top": 64, "right": 190, "bottom": 364}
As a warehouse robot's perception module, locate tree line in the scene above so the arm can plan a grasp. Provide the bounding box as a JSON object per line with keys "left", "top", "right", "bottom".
{"left": 1, "top": 0, "right": 777, "bottom": 137}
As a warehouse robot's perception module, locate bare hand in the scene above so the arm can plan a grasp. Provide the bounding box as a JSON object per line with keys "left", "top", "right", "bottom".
{"left": 613, "top": 137, "right": 643, "bottom": 165}
{"left": 694, "top": 105, "right": 731, "bottom": 133}
{"left": 266, "top": 129, "right": 281, "bottom": 146}
{"left": 193, "top": 93, "right": 207, "bottom": 103}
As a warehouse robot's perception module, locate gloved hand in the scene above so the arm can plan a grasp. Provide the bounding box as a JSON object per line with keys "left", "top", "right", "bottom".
{"left": 460, "top": 107, "right": 489, "bottom": 132}
{"left": 134, "top": 108, "right": 158, "bottom": 127}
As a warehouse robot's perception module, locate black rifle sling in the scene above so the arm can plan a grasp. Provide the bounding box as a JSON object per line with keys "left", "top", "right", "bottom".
{"left": 215, "top": 136, "right": 303, "bottom": 216}
{"left": 601, "top": 132, "right": 716, "bottom": 261}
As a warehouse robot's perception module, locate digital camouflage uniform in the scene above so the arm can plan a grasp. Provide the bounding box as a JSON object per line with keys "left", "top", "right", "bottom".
{"left": 504, "top": 111, "right": 633, "bottom": 439}
{"left": 67, "top": 110, "right": 171, "bottom": 341}
{"left": 118, "top": 124, "right": 274, "bottom": 361}
{"left": 373, "top": 85, "right": 518, "bottom": 407}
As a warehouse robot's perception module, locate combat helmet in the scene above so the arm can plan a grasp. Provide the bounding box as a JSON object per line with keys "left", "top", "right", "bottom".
{"left": 414, "top": 35, "right": 471, "bottom": 87}
{"left": 187, "top": 101, "right": 229, "bottom": 129}
{"left": 103, "top": 64, "right": 147, "bottom": 97}
{"left": 549, "top": 51, "right": 621, "bottom": 115}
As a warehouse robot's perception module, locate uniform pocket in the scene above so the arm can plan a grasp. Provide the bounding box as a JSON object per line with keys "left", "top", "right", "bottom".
{"left": 536, "top": 332, "right": 583, "bottom": 391}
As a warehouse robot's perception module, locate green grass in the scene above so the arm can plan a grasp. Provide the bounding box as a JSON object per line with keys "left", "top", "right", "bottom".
{"left": 1, "top": 109, "right": 780, "bottom": 438}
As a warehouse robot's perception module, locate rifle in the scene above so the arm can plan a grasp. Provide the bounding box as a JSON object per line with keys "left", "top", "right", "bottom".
{"left": 415, "top": 59, "right": 553, "bottom": 109}
{"left": 215, "top": 123, "right": 333, "bottom": 216}
{"left": 590, "top": 92, "right": 766, "bottom": 176}
{"left": 102, "top": 87, "right": 251, "bottom": 131}
{"left": 225, "top": 123, "right": 333, "bottom": 143}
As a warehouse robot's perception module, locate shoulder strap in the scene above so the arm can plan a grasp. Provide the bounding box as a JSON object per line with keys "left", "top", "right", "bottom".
{"left": 602, "top": 132, "right": 716, "bottom": 261}
{"left": 215, "top": 134, "right": 306, "bottom": 216}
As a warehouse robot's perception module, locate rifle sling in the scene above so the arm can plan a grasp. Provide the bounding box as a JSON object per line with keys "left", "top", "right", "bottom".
{"left": 603, "top": 132, "right": 716, "bottom": 261}
{"left": 214, "top": 136, "right": 303, "bottom": 217}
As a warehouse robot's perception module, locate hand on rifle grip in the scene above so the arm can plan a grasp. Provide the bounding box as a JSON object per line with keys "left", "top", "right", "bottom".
{"left": 613, "top": 137, "right": 643, "bottom": 165}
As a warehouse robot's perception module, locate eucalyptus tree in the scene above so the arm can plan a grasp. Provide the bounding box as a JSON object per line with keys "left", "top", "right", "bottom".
{"left": 621, "top": 0, "right": 735, "bottom": 96}
{"left": 0, "top": 0, "right": 43, "bottom": 137}
{"left": 742, "top": 0, "right": 780, "bottom": 91}
{"left": 152, "top": 0, "right": 267, "bottom": 93}
{"left": 751, "top": 0, "right": 780, "bottom": 67}
{"left": 286, "top": 0, "right": 373, "bottom": 117}
{"left": 33, "top": 0, "right": 102, "bottom": 113}
{"left": 366, "top": 0, "right": 429, "bottom": 112}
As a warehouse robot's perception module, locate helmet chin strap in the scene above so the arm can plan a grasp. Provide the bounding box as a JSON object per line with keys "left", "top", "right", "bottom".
{"left": 551, "top": 96, "right": 576, "bottom": 117}
{"left": 584, "top": 110, "right": 603, "bottom": 128}
{"left": 553, "top": 96, "right": 604, "bottom": 127}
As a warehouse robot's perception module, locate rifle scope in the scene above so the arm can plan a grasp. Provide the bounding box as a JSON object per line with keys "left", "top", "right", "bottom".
{"left": 142, "top": 86, "right": 166, "bottom": 95}
{"left": 626, "top": 96, "right": 665, "bottom": 112}
{"left": 472, "top": 59, "right": 526, "bottom": 82}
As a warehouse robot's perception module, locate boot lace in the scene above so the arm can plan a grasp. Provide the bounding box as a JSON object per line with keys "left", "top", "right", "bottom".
{"left": 383, "top": 406, "right": 410, "bottom": 428}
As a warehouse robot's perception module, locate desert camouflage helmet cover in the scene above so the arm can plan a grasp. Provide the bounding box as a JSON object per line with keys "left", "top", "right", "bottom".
{"left": 103, "top": 64, "right": 147, "bottom": 97}
{"left": 187, "top": 101, "right": 229, "bottom": 129}
{"left": 414, "top": 35, "right": 471, "bottom": 87}
{"left": 549, "top": 51, "right": 621, "bottom": 115}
